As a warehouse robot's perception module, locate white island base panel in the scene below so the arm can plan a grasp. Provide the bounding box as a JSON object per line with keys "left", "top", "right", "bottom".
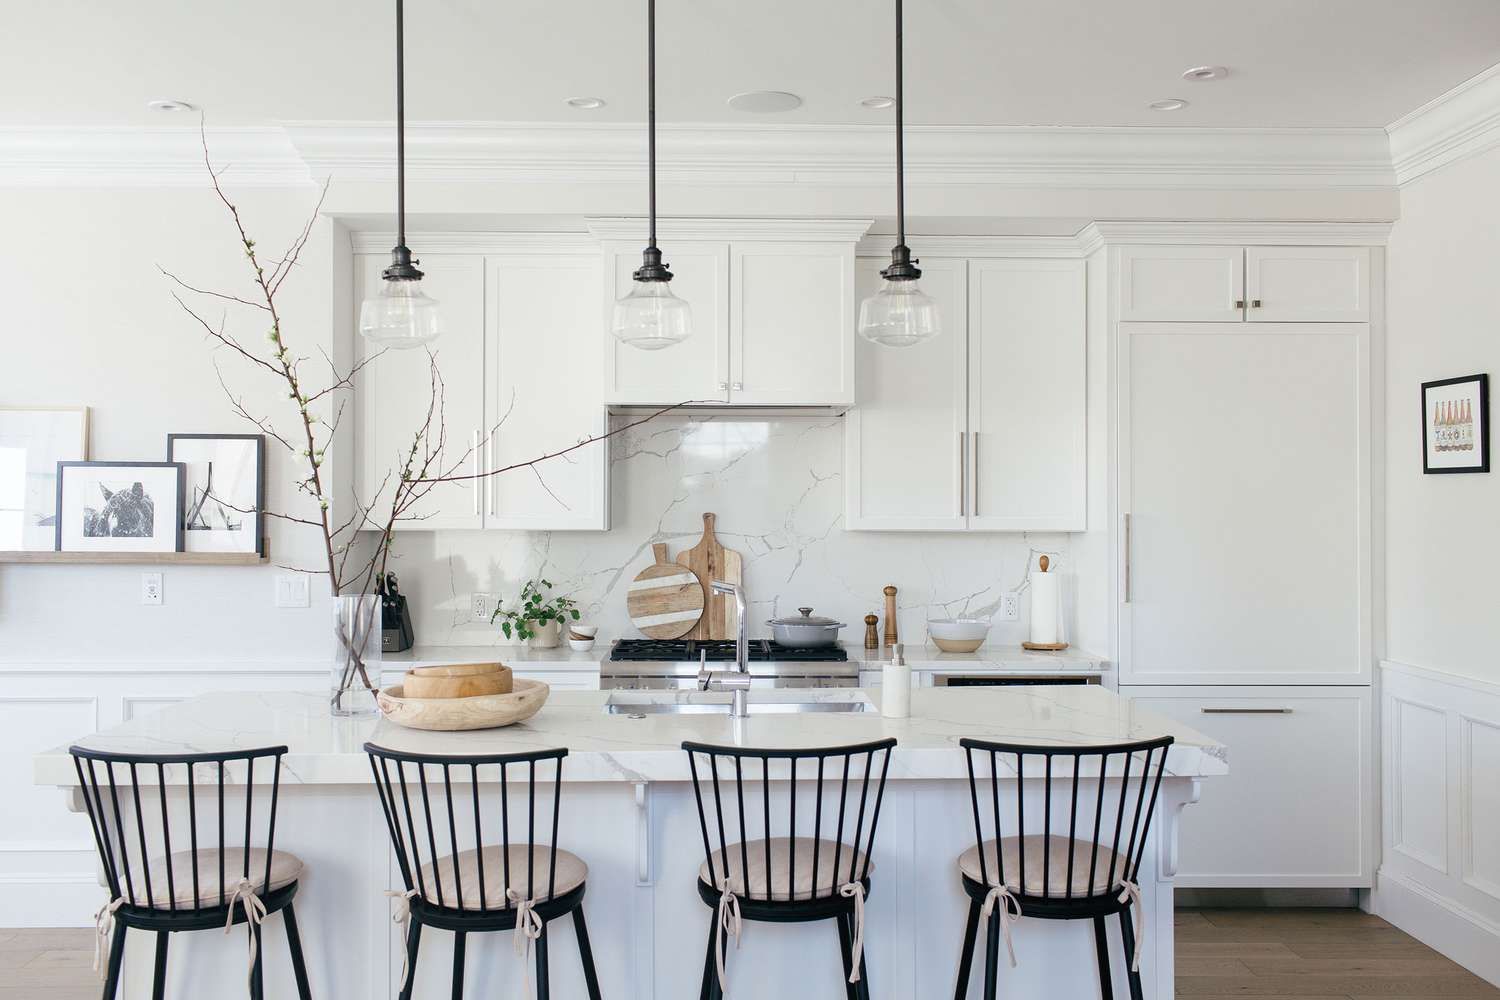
{"left": 38, "top": 688, "right": 1223, "bottom": 1000}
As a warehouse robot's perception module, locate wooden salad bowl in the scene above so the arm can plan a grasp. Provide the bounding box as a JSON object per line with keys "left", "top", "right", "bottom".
{"left": 377, "top": 678, "right": 550, "bottom": 732}
{"left": 402, "top": 662, "right": 513, "bottom": 699}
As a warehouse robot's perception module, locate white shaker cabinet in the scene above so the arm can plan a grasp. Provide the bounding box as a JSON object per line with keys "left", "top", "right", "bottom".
{"left": 1119, "top": 245, "right": 1370, "bottom": 323}
{"left": 1123, "top": 686, "right": 1373, "bottom": 887}
{"left": 1116, "top": 322, "right": 1371, "bottom": 685}
{"left": 844, "top": 258, "right": 968, "bottom": 530}
{"left": 1117, "top": 246, "right": 1245, "bottom": 322}
{"left": 1246, "top": 246, "right": 1371, "bottom": 323}
{"left": 355, "top": 254, "right": 488, "bottom": 531}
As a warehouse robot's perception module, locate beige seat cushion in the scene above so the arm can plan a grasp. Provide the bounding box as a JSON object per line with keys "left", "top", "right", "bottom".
{"left": 700, "top": 837, "right": 873, "bottom": 901}
{"left": 141, "top": 848, "right": 303, "bottom": 908}
{"left": 417, "top": 845, "right": 587, "bottom": 909}
{"left": 958, "top": 836, "right": 1127, "bottom": 898}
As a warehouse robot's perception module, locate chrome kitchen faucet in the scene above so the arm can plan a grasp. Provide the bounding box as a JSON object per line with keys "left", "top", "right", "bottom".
{"left": 698, "top": 580, "right": 752, "bottom": 717}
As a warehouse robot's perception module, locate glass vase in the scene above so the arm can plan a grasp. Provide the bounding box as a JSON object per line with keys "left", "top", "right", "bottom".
{"left": 331, "top": 593, "right": 381, "bottom": 718}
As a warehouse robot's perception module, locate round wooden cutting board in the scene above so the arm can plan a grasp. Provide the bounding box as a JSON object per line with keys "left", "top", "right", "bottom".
{"left": 627, "top": 543, "right": 706, "bottom": 639}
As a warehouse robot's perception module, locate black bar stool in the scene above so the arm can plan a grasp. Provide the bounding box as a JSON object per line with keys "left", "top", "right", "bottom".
{"left": 682, "top": 737, "right": 896, "bottom": 1000}
{"left": 952, "top": 736, "right": 1174, "bottom": 1000}
{"left": 364, "top": 744, "right": 603, "bottom": 1000}
{"left": 70, "top": 744, "right": 312, "bottom": 1000}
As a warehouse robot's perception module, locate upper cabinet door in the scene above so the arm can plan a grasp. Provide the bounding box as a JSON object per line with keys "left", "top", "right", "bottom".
{"left": 844, "top": 258, "right": 967, "bottom": 531}
{"left": 602, "top": 241, "right": 729, "bottom": 405}
{"left": 967, "top": 259, "right": 1087, "bottom": 531}
{"left": 1118, "top": 246, "right": 1245, "bottom": 322}
{"left": 488, "top": 254, "right": 608, "bottom": 531}
{"left": 355, "top": 254, "right": 487, "bottom": 531}
{"left": 1246, "top": 247, "right": 1370, "bottom": 323}
{"left": 730, "top": 242, "right": 855, "bottom": 406}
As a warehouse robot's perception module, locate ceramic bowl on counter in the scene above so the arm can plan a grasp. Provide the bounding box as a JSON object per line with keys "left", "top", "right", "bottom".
{"left": 927, "top": 618, "right": 990, "bottom": 653}
{"left": 567, "top": 624, "right": 598, "bottom": 650}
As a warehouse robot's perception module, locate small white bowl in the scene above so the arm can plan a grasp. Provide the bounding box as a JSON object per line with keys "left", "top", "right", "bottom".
{"left": 568, "top": 637, "right": 596, "bottom": 651}
{"left": 927, "top": 618, "right": 990, "bottom": 653}
{"left": 569, "top": 624, "right": 599, "bottom": 639}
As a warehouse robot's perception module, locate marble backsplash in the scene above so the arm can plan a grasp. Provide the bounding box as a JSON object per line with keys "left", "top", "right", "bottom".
{"left": 386, "top": 413, "right": 1072, "bottom": 649}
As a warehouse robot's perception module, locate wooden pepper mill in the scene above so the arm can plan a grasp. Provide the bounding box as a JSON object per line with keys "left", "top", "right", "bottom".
{"left": 883, "top": 585, "right": 899, "bottom": 648}
{"left": 863, "top": 614, "right": 880, "bottom": 650}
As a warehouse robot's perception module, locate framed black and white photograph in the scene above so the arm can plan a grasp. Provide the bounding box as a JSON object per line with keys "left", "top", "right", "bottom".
{"left": 1422, "top": 374, "right": 1489, "bottom": 474}
{"left": 0, "top": 406, "right": 90, "bottom": 551}
{"left": 55, "top": 462, "right": 184, "bottom": 553}
{"left": 167, "top": 434, "right": 264, "bottom": 554}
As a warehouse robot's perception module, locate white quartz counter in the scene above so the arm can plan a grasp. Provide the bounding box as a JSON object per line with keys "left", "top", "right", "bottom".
{"left": 383, "top": 643, "right": 603, "bottom": 672}
{"left": 38, "top": 685, "right": 1222, "bottom": 787}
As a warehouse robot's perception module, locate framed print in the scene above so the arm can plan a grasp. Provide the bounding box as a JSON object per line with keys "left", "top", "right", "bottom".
{"left": 167, "top": 434, "right": 264, "bottom": 555}
{"left": 0, "top": 406, "right": 90, "bottom": 550}
{"left": 55, "top": 462, "right": 184, "bottom": 552}
{"left": 1422, "top": 374, "right": 1489, "bottom": 474}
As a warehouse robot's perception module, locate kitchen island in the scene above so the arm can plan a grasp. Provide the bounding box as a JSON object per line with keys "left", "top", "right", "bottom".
{"left": 36, "top": 686, "right": 1224, "bottom": 1000}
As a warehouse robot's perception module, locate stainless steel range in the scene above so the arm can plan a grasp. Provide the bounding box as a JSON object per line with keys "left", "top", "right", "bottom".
{"left": 601, "top": 638, "right": 855, "bottom": 690}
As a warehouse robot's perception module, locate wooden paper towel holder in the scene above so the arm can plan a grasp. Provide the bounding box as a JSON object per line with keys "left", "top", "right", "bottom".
{"left": 1022, "top": 555, "right": 1069, "bottom": 651}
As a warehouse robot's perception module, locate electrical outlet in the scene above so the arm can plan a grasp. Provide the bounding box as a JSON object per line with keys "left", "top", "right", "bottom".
{"left": 999, "top": 592, "right": 1020, "bottom": 621}
{"left": 275, "top": 574, "right": 310, "bottom": 608}
{"left": 141, "top": 572, "right": 163, "bottom": 606}
{"left": 471, "top": 593, "right": 493, "bottom": 623}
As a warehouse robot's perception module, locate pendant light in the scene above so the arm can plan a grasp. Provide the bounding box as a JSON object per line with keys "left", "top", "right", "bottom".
{"left": 611, "top": 0, "right": 692, "bottom": 351}
{"left": 857, "top": 0, "right": 940, "bottom": 348}
{"left": 359, "top": 0, "right": 442, "bottom": 349}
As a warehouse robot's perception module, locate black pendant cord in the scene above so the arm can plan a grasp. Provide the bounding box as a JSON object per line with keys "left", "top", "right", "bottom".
{"left": 633, "top": 0, "right": 671, "bottom": 282}
{"left": 883, "top": 0, "right": 919, "bottom": 282}
{"left": 384, "top": 0, "right": 421, "bottom": 280}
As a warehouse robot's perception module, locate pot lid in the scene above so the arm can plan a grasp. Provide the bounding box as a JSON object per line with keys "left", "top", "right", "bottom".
{"left": 767, "top": 606, "right": 845, "bottom": 628}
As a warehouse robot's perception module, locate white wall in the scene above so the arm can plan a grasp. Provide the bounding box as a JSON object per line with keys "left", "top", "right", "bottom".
{"left": 1385, "top": 144, "right": 1500, "bottom": 683}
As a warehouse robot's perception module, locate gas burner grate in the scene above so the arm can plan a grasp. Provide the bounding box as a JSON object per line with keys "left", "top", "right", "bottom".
{"left": 609, "top": 638, "right": 848, "bottom": 663}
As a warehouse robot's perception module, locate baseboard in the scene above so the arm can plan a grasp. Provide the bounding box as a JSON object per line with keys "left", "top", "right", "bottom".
{"left": 0, "top": 873, "right": 100, "bottom": 928}
{"left": 1372, "top": 868, "right": 1500, "bottom": 988}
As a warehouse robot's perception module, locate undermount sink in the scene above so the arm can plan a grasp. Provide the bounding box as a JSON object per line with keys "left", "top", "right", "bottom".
{"left": 604, "top": 693, "right": 873, "bottom": 716}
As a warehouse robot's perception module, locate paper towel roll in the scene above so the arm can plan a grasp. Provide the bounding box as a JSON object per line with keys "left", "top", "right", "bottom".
{"left": 1029, "top": 571, "right": 1061, "bottom": 645}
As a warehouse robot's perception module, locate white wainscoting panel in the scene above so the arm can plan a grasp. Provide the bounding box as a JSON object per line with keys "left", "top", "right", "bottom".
{"left": 1376, "top": 661, "right": 1500, "bottom": 988}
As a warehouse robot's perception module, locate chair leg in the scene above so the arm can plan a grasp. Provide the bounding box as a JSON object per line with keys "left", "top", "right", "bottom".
{"left": 451, "top": 929, "right": 466, "bottom": 1000}
{"left": 835, "top": 911, "right": 859, "bottom": 1000}
{"left": 535, "top": 921, "right": 551, "bottom": 1000}
{"left": 101, "top": 922, "right": 127, "bottom": 1000}
{"left": 572, "top": 907, "right": 604, "bottom": 1000}
{"left": 699, "top": 908, "right": 719, "bottom": 1000}
{"left": 151, "top": 931, "right": 169, "bottom": 1000}
{"left": 954, "top": 898, "right": 981, "bottom": 1000}
{"left": 249, "top": 922, "right": 265, "bottom": 1000}
{"left": 397, "top": 920, "right": 423, "bottom": 1000}
{"left": 283, "top": 903, "right": 314, "bottom": 1000}
{"left": 1118, "top": 909, "right": 1144, "bottom": 1000}
{"left": 982, "top": 910, "right": 1000, "bottom": 1000}
{"left": 1092, "top": 915, "right": 1114, "bottom": 1000}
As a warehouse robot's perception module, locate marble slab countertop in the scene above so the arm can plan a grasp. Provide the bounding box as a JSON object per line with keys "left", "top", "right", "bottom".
{"left": 383, "top": 644, "right": 604, "bottom": 672}
{"left": 38, "top": 686, "right": 1224, "bottom": 786}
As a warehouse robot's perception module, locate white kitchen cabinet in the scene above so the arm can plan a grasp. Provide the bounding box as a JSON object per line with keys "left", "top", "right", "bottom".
{"left": 1117, "top": 322, "right": 1370, "bottom": 686}
{"left": 1123, "top": 686, "right": 1372, "bottom": 887}
{"left": 845, "top": 257, "right": 1086, "bottom": 532}
{"left": 731, "top": 242, "right": 855, "bottom": 406}
{"left": 844, "top": 258, "right": 968, "bottom": 530}
{"left": 487, "top": 254, "right": 609, "bottom": 530}
{"left": 355, "top": 254, "right": 487, "bottom": 531}
{"left": 1246, "top": 246, "right": 1370, "bottom": 322}
{"left": 1118, "top": 246, "right": 1244, "bottom": 322}
{"left": 602, "top": 241, "right": 729, "bottom": 405}
{"left": 968, "top": 259, "right": 1086, "bottom": 531}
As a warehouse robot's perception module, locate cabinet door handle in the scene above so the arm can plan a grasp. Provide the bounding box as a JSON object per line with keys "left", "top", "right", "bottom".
{"left": 1234, "top": 299, "right": 1245, "bottom": 310}
{"left": 972, "top": 431, "right": 980, "bottom": 516}
{"left": 471, "top": 430, "right": 482, "bottom": 518}
{"left": 717, "top": 381, "right": 728, "bottom": 392}
{"left": 732, "top": 382, "right": 743, "bottom": 391}
{"left": 958, "top": 432, "right": 967, "bottom": 517}
{"left": 488, "top": 432, "right": 497, "bottom": 517}
{"left": 1250, "top": 299, "right": 1262, "bottom": 309}
{"left": 1200, "top": 707, "right": 1293, "bottom": 714}
{"left": 1122, "top": 512, "right": 1131, "bottom": 604}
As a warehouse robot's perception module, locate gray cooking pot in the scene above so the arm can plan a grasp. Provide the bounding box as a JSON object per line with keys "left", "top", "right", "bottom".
{"left": 766, "top": 607, "right": 846, "bottom": 647}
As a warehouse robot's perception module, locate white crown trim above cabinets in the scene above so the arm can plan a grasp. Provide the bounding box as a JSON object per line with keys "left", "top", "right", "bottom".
{"left": 349, "top": 231, "right": 599, "bottom": 255}
{"left": 585, "top": 216, "right": 874, "bottom": 244}
{"left": 1388, "top": 61, "right": 1500, "bottom": 187}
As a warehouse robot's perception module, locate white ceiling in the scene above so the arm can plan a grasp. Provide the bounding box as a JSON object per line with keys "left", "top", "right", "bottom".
{"left": 7, "top": 0, "right": 1500, "bottom": 129}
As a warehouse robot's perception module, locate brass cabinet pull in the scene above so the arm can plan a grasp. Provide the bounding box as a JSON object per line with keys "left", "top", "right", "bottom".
{"left": 1234, "top": 299, "right": 1245, "bottom": 309}
{"left": 1250, "top": 299, "right": 1262, "bottom": 309}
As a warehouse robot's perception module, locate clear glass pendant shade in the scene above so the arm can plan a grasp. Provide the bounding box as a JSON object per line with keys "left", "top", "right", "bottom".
{"left": 611, "top": 280, "right": 692, "bottom": 351}
{"left": 857, "top": 278, "right": 941, "bottom": 348}
{"left": 359, "top": 277, "right": 443, "bottom": 349}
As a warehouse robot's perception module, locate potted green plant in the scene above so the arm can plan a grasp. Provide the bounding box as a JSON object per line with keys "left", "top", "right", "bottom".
{"left": 492, "top": 579, "right": 581, "bottom": 648}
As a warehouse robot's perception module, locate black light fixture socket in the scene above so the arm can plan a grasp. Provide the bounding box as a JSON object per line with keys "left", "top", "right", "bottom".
{"left": 880, "top": 244, "right": 922, "bottom": 282}
{"left": 632, "top": 246, "right": 674, "bottom": 283}
{"left": 381, "top": 244, "right": 425, "bottom": 282}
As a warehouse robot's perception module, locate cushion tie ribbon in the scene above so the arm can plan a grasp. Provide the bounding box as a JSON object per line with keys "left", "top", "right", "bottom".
{"left": 222, "top": 877, "right": 269, "bottom": 986}
{"left": 979, "top": 884, "right": 1023, "bottom": 968}
{"left": 838, "top": 882, "right": 868, "bottom": 983}
{"left": 93, "top": 896, "right": 125, "bottom": 978}
{"left": 385, "top": 889, "right": 420, "bottom": 991}
{"left": 508, "top": 888, "right": 545, "bottom": 1000}
{"left": 1117, "top": 880, "right": 1145, "bottom": 971}
{"left": 713, "top": 877, "right": 743, "bottom": 992}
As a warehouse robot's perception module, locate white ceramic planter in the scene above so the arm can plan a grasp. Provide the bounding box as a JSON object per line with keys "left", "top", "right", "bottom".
{"left": 526, "top": 619, "right": 562, "bottom": 648}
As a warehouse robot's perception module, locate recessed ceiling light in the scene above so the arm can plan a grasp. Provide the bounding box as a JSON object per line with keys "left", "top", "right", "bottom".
{"left": 859, "top": 96, "right": 895, "bottom": 109}
{"left": 147, "top": 99, "right": 196, "bottom": 113}
{"left": 565, "top": 96, "right": 606, "bottom": 110}
{"left": 727, "top": 91, "right": 803, "bottom": 113}
{"left": 1148, "top": 98, "right": 1189, "bottom": 112}
{"left": 1181, "top": 65, "right": 1229, "bottom": 82}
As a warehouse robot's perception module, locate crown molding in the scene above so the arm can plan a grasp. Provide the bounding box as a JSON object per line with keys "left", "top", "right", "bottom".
{"left": 349, "top": 231, "right": 599, "bottom": 254}
{"left": 1387, "top": 61, "right": 1500, "bottom": 186}
{"left": 0, "top": 127, "right": 311, "bottom": 187}
{"left": 585, "top": 216, "right": 874, "bottom": 243}
{"left": 1076, "top": 220, "right": 1393, "bottom": 254}
{"left": 284, "top": 121, "right": 1395, "bottom": 192}
{"left": 856, "top": 234, "right": 1083, "bottom": 258}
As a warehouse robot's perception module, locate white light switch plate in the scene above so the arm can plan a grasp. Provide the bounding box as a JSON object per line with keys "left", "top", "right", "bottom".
{"left": 999, "top": 592, "right": 1020, "bottom": 621}
{"left": 141, "top": 572, "right": 163, "bottom": 606}
{"left": 275, "top": 574, "right": 310, "bottom": 608}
